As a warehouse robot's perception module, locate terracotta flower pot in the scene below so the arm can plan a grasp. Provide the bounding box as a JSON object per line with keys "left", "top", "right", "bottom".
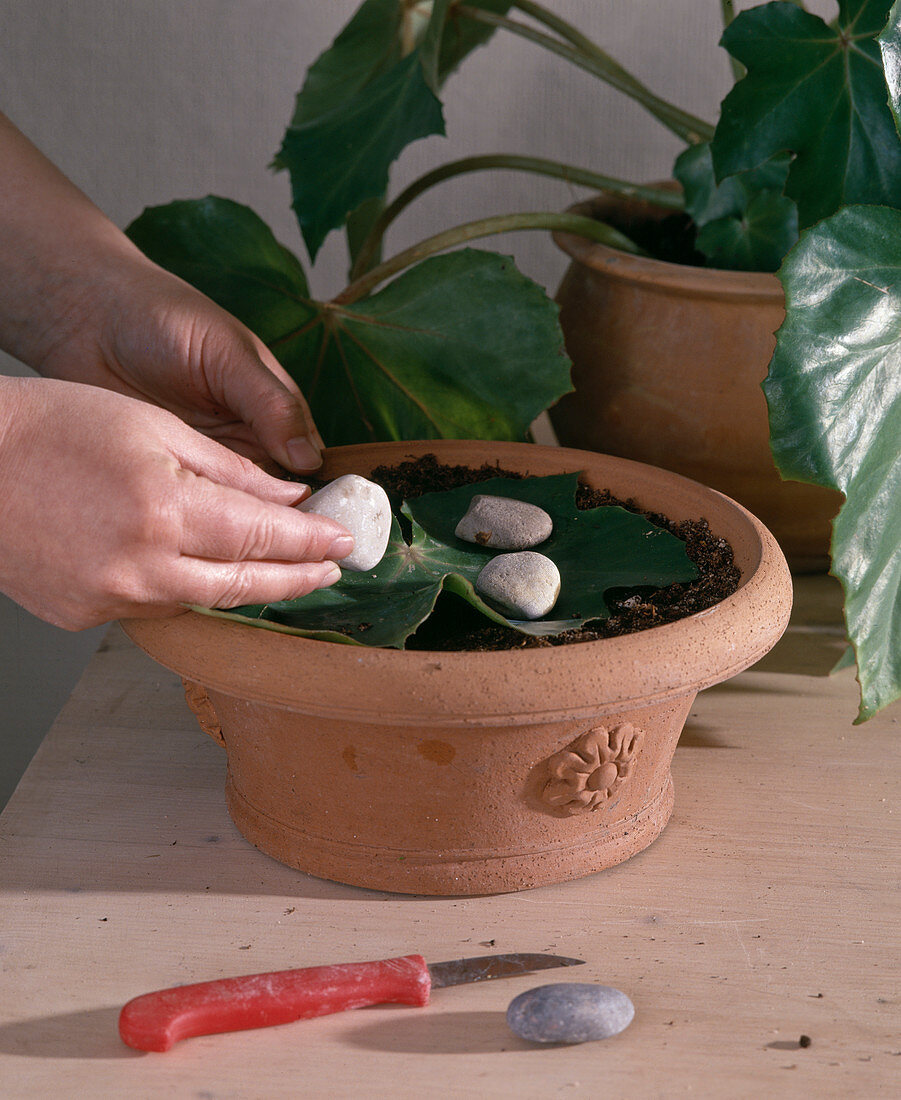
{"left": 122, "top": 439, "right": 791, "bottom": 896}
{"left": 550, "top": 193, "right": 842, "bottom": 572}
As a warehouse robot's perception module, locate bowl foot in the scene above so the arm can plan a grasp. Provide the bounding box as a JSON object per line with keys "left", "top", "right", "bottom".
{"left": 224, "top": 773, "right": 675, "bottom": 896}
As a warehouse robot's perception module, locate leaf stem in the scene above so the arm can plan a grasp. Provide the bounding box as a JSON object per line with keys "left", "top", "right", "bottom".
{"left": 456, "top": 4, "right": 714, "bottom": 145}
{"left": 350, "top": 154, "right": 683, "bottom": 278}
{"left": 719, "top": 0, "right": 745, "bottom": 82}
{"left": 334, "top": 211, "right": 646, "bottom": 305}
{"left": 510, "top": 0, "right": 649, "bottom": 97}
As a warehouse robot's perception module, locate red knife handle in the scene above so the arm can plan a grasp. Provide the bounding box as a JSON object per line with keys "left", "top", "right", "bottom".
{"left": 118, "top": 954, "right": 431, "bottom": 1052}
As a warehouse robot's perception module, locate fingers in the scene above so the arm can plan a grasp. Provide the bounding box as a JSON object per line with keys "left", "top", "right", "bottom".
{"left": 167, "top": 425, "right": 312, "bottom": 507}
{"left": 177, "top": 559, "right": 343, "bottom": 611}
{"left": 36, "top": 558, "right": 345, "bottom": 629}
{"left": 42, "top": 487, "right": 350, "bottom": 625}
{"left": 175, "top": 470, "right": 354, "bottom": 565}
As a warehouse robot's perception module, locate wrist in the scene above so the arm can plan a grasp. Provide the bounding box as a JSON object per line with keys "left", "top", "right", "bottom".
{"left": 13, "top": 223, "right": 156, "bottom": 380}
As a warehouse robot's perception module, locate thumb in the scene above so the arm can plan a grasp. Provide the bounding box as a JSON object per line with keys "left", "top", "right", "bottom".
{"left": 207, "top": 328, "right": 326, "bottom": 472}
{"left": 246, "top": 376, "right": 325, "bottom": 473}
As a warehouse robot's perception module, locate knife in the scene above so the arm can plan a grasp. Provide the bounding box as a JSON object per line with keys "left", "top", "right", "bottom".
{"left": 118, "top": 952, "right": 584, "bottom": 1052}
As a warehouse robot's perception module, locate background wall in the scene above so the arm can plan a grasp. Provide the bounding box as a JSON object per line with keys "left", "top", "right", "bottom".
{"left": 0, "top": 0, "right": 767, "bottom": 805}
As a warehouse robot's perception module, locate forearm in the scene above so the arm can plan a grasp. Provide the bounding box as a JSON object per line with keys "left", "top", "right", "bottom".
{"left": 0, "top": 113, "right": 324, "bottom": 473}
{"left": 0, "top": 111, "right": 147, "bottom": 374}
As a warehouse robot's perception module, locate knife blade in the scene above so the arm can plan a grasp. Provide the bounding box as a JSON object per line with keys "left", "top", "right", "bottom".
{"left": 427, "top": 952, "right": 584, "bottom": 988}
{"left": 119, "top": 952, "right": 584, "bottom": 1052}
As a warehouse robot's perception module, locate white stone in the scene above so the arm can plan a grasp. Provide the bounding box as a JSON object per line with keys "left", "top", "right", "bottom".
{"left": 455, "top": 494, "right": 553, "bottom": 550}
{"left": 297, "top": 474, "right": 390, "bottom": 572}
{"left": 475, "top": 551, "right": 561, "bottom": 620}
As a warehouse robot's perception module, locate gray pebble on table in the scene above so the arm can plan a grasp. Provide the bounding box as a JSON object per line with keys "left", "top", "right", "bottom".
{"left": 455, "top": 494, "right": 553, "bottom": 550}
{"left": 297, "top": 474, "right": 391, "bottom": 572}
{"left": 506, "top": 983, "right": 635, "bottom": 1044}
{"left": 475, "top": 551, "right": 561, "bottom": 620}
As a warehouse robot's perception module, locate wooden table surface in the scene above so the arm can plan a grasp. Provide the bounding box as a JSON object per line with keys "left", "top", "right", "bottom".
{"left": 1, "top": 576, "right": 898, "bottom": 1098}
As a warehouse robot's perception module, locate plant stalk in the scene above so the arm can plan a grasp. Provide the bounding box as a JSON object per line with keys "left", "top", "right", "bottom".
{"left": 350, "top": 154, "right": 683, "bottom": 279}
{"left": 719, "top": 0, "right": 745, "bottom": 82}
{"left": 457, "top": 4, "right": 714, "bottom": 145}
{"left": 334, "top": 211, "right": 645, "bottom": 306}
{"left": 510, "top": 0, "right": 648, "bottom": 98}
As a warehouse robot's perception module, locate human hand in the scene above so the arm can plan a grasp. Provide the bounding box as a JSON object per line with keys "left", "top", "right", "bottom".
{"left": 0, "top": 377, "right": 352, "bottom": 630}
{"left": 37, "top": 252, "right": 325, "bottom": 474}
{"left": 0, "top": 113, "right": 322, "bottom": 473}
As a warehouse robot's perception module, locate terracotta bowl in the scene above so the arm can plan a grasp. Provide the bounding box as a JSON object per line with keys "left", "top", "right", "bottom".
{"left": 121, "top": 440, "right": 792, "bottom": 896}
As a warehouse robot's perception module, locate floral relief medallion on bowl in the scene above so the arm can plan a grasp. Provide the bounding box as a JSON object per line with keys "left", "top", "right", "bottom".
{"left": 535, "top": 723, "right": 642, "bottom": 817}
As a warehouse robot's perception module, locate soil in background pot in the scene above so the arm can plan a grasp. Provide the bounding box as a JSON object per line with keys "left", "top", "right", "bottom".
{"left": 606, "top": 209, "right": 706, "bottom": 267}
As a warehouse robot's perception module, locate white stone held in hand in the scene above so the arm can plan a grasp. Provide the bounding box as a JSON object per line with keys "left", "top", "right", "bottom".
{"left": 297, "top": 474, "right": 391, "bottom": 572}
{"left": 455, "top": 494, "right": 553, "bottom": 550}
{"left": 476, "top": 551, "right": 561, "bottom": 620}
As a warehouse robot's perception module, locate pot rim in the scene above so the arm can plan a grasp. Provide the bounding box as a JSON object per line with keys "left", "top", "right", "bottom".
{"left": 121, "top": 441, "right": 792, "bottom": 725}
{"left": 554, "top": 194, "right": 784, "bottom": 305}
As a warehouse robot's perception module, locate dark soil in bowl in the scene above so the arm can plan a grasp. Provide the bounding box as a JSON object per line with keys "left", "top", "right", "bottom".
{"left": 369, "top": 453, "right": 741, "bottom": 652}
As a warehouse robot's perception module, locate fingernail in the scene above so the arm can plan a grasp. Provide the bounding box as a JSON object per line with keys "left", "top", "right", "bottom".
{"left": 320, "top": 563, "right": 342, "bottom": 586}
{"left": 327, "top": 534, "right": 355, "bottom": 559}
{"left": 285, "top": 435, "right": 322, "bottom": 471}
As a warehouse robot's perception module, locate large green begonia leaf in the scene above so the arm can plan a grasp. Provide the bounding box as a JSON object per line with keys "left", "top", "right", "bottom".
{"left": 274, "top": 0, "right": 512, "bottom": 261}
{"left": 196, "top": 514, "right": 510, "bottom": 649}
{"left": 711, "top": 0, "right": 901, "bottom": 228}
{"left": 880, "top": 0, "right": 901, "bottom": 133}
{"left": 286, "top": 249, "right": 573, "bottom": 446}
{"left": 196, "top": 512, "right": 510, "bottom": 649}
{"left": 277, "top": 50, "right": 444, "bottom": 262}
{"left": 695, "top": 189, "right": 799, "bottom": 273}
{"left": 127, "top": 196, "right": 310, "bottom": 330}
{"left": 126, "top": 198, "right": 572, "bottom": 445}
{"left": 674, "top": 142, "right": 798, "bottom": 271}
{"left": 406, "top": 474, "right": 699, "bottom": 625}
{"left": 203, "top": 474, "right": 698, "bottom": 648}
{"left": 766, "top": 205, "right": 901, "bottom": 721}
{"left": 281, "top": 0, "right": 408, "bottom": 128}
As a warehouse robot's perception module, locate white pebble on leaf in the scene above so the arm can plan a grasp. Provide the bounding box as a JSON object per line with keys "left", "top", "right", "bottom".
{"left": 475, "top": 551, "right": 561, "bottom": 620}
{"left": 506, "top": 983, "right": 635, "bottom": 1044}
{"left": 297, "top": 474, "right": 390, "bottom": 572}
{"left": 455, "top": 494, "right": 553, "bottom": 550}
